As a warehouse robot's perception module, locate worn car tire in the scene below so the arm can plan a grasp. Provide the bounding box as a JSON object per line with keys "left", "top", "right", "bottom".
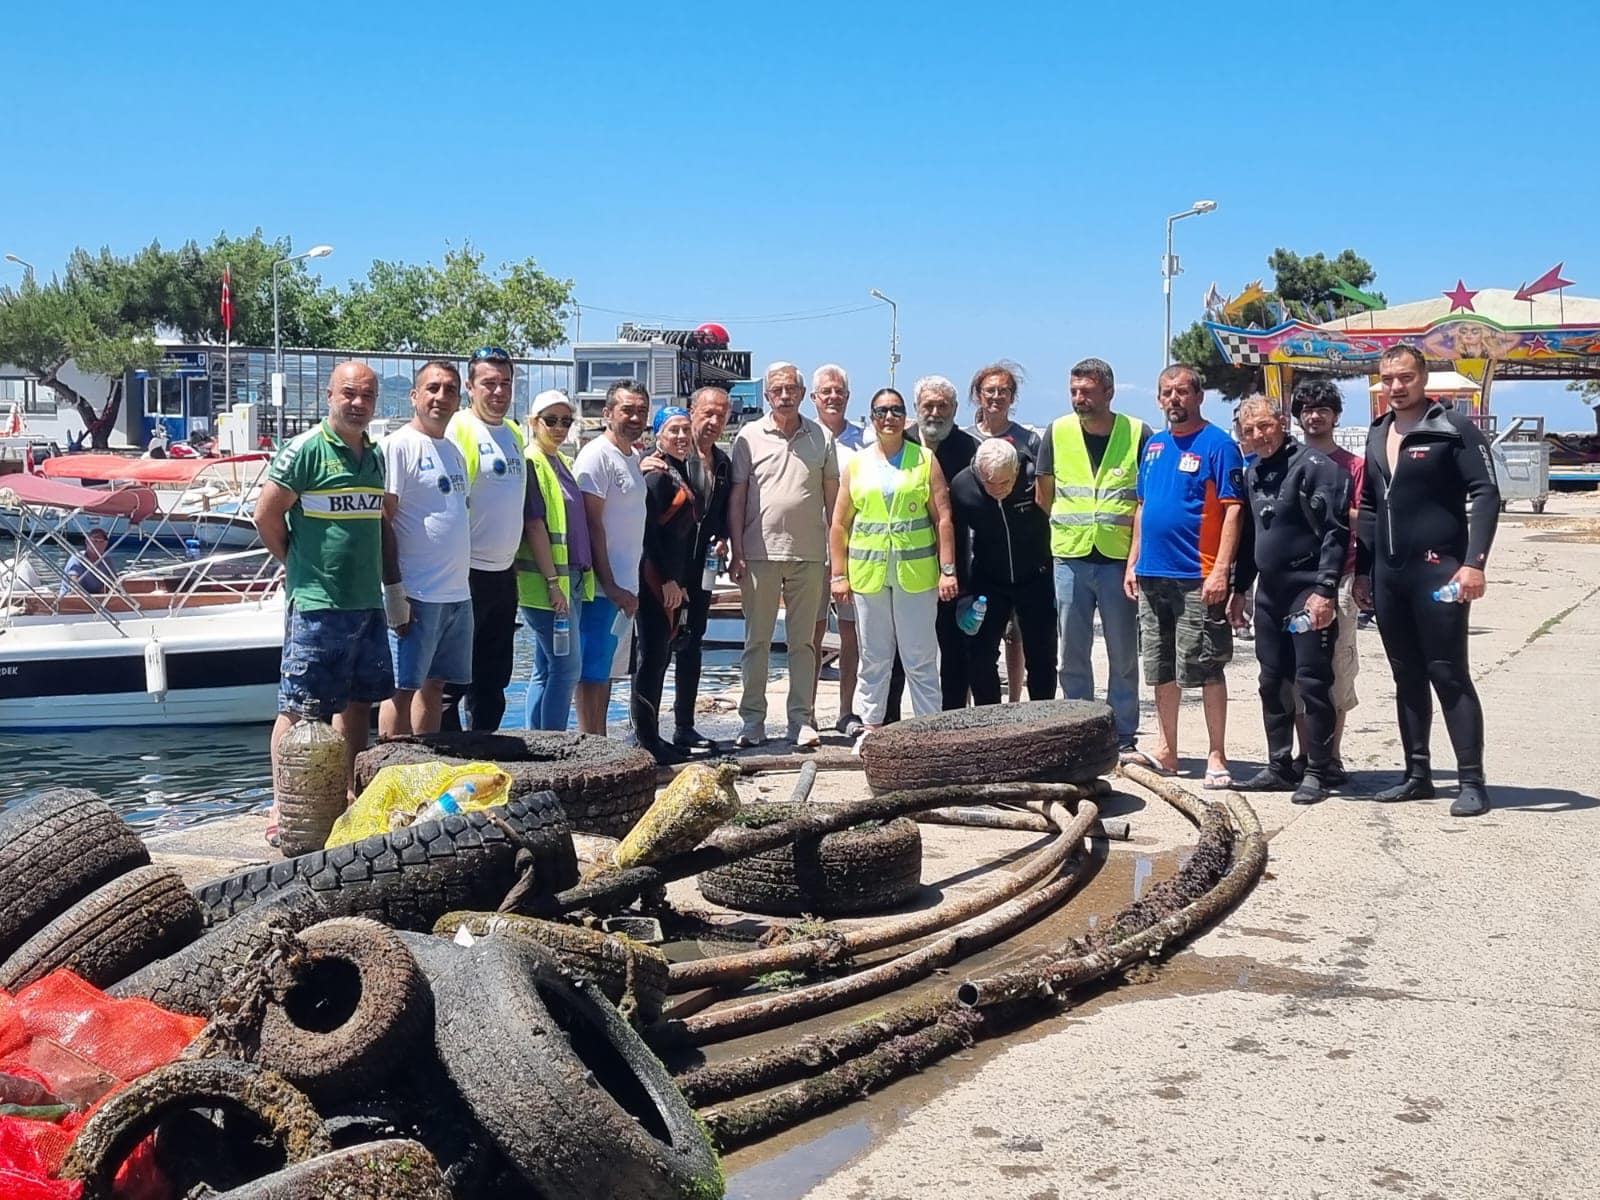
{"left": 252, "top": 917, "right": 428, "bottom": 1104}
{"left": 696, "top": 804, "right": 923, "bottom": 917}
{"left": 321, "top": 1076, "right": 498, "bottom": 1197}
{"left": 398, "top": 933, "right": 723, "bottom": 1200}
{"left": 111, "top": 883, "right": 327, "bottom": 1016}
{"left": 434, "top": 911, "right": 670, "bottom": 1026}
{"left": 208, "top": 1139, "right": 453, "bottom": 1199}
{"left": 57, "top": 1058, "right": 330, "bottom": 1200}
{"left": 0, "top": 864, "right": 202, "bottom": 991}
{"left": 356, "top": 731, "right": 657, "bottom": 838}
{"left": 192, "top": 790, "right": 577, "bottom": 930}
{"left": 0, "top": 787, "right": 150, "bottom": 963}
{"left": 860, "top": 699, "right": 1119, "bottom": 792}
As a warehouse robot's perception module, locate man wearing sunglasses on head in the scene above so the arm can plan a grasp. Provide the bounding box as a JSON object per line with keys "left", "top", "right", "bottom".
{"left": 441, "top": 347, "right": 526, "bottom": 732}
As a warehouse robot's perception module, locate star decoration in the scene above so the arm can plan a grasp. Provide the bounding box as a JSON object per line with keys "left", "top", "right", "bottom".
{"left": 1525, "top": 334, "right": 1553, "bottom": 355}
{"left": 1442, "top": 279, "right": 1478, "bottom": 312}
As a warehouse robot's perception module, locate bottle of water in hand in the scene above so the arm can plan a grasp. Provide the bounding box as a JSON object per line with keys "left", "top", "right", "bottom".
{"left": 553, "top": 611, "right": 571, "bottom": 657}
{"left": 957, "top": 595, "right": 988, "bottom": 636}
{"left": 1285, "top": 610, "right": 1313, "bottom": 633}
{"left": 1432, "top": 581, "right": 1463, "bottom": 604}
{"left": 702, "top": 545, "right": 719, "bottom": 591}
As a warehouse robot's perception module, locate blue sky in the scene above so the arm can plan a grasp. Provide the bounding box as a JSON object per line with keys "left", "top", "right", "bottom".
{"left": 5, "top": 0, "right": 1600, "bottom": 431}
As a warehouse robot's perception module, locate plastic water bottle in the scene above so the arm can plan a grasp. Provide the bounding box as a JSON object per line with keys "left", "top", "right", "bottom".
{"left": 701, "top": 545, "right": 719, "bottom": 591}
{"left": 274, "top": 700, "right": 347, "bottom": 857}
{"left": 1285, "top": 610, "right": 1313, "bottom": 633}
{"left": 416, "top": 780, "right": 476, "bottom": 826}
{"left": 957, "top": 595, "right": 988, "bottom": 636}
{"left": 612, "top": 606, "right": 633, "bottom": 637}
{"left": 1433, "top": 581, "right": 1463, "bottom": 603}
{"left": 183, "top": 537, "right": 201, "bottom": 560}
{"left": 552, "top": 611, "right": 571, "bottom": 657}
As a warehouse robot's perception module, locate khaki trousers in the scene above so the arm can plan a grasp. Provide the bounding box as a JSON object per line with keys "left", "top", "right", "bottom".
{"left": 739, "top": 559, "right": 827, "bottom": 733}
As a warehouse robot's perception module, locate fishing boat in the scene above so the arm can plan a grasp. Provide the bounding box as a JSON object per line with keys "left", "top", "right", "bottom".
{"left": 0, "top": 474, "right": 283, "bottom": 730}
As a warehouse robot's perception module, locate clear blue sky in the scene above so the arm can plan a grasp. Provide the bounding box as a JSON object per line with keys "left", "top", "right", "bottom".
{"left": 6, "top": 0, "right": 1600, "bottom": 430}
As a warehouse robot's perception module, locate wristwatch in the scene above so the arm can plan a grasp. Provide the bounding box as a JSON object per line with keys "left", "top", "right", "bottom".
{"left": 939, "top": 564, "right": 956, "bottom": 577}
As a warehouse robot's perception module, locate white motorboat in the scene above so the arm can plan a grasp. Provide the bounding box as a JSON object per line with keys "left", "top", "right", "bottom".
{"left": 0, "top": 474, "right": 284, "bottom": 730}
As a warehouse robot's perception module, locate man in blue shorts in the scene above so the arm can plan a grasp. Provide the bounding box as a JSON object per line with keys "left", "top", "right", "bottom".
{"left": 1122, "top": 363, "right": 1246, "bottom": 787}
{"left": 254, "top": 361, "right": 393, "bottom": 827}
{"left": 379, "top": 361, "right": 474, "bottom": 737}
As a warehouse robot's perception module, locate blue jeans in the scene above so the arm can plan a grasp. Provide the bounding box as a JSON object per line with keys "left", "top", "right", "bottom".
{"left": 1054, "top": 557, "right": 1140, "bottom": 745}
{"left": 521, "top": 592, "right": 583, "bottom": 731}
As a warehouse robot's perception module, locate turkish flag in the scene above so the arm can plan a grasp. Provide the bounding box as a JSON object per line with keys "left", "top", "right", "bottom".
{"left": 220, "top": 266, "right": 234, "bottom": 332}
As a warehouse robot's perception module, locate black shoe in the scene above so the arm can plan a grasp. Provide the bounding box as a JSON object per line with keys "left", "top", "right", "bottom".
{"left": 672, "top": 728, "right": 720, "bottom": 751}
{"left": 1321, "top": 760, "right": 1349, "bottom": 789}
{"left": 1449, "top": 781, "right": 1491, "bottom": 817}
{"left": 1235, "top": 765, "right": 1302, "bottom": 792}
{"left": 836, "top": 713, "right": 865, "bottom": 738}
{"left": 1291, "top": 776, "right": 1328, "bottom": 805}
{"left": 1374, "top": 776, "right": 1435, "bottom": 803}
{"left": 631, "top": 734, "right": 689, "bottom": 765}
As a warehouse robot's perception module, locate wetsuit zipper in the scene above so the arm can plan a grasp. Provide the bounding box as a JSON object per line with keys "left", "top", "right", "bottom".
{"left": 998, "top": 495, "right": 1014, "bottom": 583}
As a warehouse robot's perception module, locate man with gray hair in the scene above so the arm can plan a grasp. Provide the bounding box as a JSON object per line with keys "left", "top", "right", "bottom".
{"left": 812, "top": 363, "right": 865, "bottom": 735}
{"left": 1036, "top": 357, "right": 1149, "bottom": 751}
{"left": 728, "top": 362, "right": 839, "bottom": 747}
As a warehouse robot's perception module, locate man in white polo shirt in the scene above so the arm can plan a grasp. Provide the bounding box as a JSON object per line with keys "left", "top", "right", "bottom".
{"left": 379, "top": 360, "right": 473, "bottom": 737}
{"left": 442, "top": 346, "right": 526, "bottom": 731}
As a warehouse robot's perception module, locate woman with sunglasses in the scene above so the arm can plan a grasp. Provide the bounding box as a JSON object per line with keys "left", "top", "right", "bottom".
{"left": 630, "top": 406, "right": 702, "bottom": 763}
{"left": 516, "top": 390, "right": 594, "bottom": 729}
{"left": 829, "top": 388, "right": 959, "bottom": 746}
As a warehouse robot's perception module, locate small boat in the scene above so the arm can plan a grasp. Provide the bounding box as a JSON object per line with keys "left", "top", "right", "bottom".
{"left": 0, "top": 474, "right": 283, "bottom": 730}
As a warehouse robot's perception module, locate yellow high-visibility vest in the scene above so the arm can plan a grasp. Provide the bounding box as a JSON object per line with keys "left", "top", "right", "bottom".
{"left": 516, "top": 448, "right": 596, "bottom": 609}
{"left": 447, "top": 408, "right": 526, "bottom": 489}
{"left": 847, "top": 443, "right": 938, "bottom": 594}
{"left": 1049, "top": 413, "right": 1143, "bottom": 559}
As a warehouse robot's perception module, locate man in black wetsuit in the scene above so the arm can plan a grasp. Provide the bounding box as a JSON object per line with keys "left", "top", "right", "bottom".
{"left": 1355, "top": 344, "right": 1500, "bottom": 816}
{"left": 1228, "top": 397, "right": 1351, "bottom": 805}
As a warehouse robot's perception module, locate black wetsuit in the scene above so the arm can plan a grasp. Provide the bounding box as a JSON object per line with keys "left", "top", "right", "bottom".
{"left": 632, "top": 456, "right": 700, "bottom": 759}
{"left": 1357, "top": 403, "right": 1500, "bottom": 785}
{"left": 672, "top": 445, "right": 732, "bottom": 737}
{"left": 1235, "top": 439, "right": 1351, "bottom": 778}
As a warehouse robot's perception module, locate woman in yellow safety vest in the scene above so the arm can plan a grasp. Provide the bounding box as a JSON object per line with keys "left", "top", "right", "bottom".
{"left": 518, "top": 390, "right": 596, "bottom": 729}
{"left": 829, "top": 387, "right": 959, "bottom": 746}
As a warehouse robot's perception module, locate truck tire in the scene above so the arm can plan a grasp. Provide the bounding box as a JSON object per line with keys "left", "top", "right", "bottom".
{"left": 57, "top": 1059, "right": 330, "bottom": 1200}
{"left": 696, "top": 804, "right": 923, "bottom": 917}
{"left": 399, "top": 934, "right": 722, "bottom": 1200}
{"left": 860, "top": 699, "right": 1119, "bottom": 792}
{"left": 0, "top": 787, "right": 149, "bottom": 963}
{"left": 110, "top": 883, "right": 327, "bottom": 1016}
{"left": 192, "top": 791, "right": 577, "bottom": 931}
{"left": 0, "top": 864, "right": 202, "bottom": 991}
{"left": 356, "top": 731, "right": 657, "bottom": 838}
{"left": 209, "top": 1140, "right": 452, "bottom": 1199}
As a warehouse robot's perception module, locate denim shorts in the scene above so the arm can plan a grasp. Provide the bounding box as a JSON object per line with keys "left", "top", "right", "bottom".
{"left": 389, "top": 598, "right": 474, "bottom": 690}
{"left": 579, "top": 593, "right": 631, "bottom": 684}
{"left": 278, "top": 607, "right": 394, "bottom": 715}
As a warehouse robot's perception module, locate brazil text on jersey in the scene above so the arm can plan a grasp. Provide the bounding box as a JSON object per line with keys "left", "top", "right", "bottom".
{"left": 301, "top": 488, "right": 386, "bottom": 518}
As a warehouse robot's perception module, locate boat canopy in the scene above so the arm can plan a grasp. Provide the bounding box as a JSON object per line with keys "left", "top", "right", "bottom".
{"left": 37, "top": 453, "right": 270, "bottom": 485}
{"left": 0, "top": 474, "right": 161, "bottom": 521}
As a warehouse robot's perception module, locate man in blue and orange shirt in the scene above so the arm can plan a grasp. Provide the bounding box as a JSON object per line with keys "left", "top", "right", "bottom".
{"left": 1121, "top": 364, "right": 1245, "bottom": 788}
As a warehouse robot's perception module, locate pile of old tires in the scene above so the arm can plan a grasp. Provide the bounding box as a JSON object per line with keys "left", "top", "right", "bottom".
{"left": 0, "top": 787, "right": 723, "bottom": 1200}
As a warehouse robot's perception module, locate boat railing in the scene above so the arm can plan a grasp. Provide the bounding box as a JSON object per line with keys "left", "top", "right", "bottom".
{"left": 127, "top": 456, "right": 271, "bottom": 565}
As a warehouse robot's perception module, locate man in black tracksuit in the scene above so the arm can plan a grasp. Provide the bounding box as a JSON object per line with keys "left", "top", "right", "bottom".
{"left": 1356, "top": 345, "right": 1499, "bottom": 816}
{"left": 949, "top": 438, "right": 1057, "bottom": 704}
{"left": 1229, "top": 398, "right": 1351, "bottom": 805}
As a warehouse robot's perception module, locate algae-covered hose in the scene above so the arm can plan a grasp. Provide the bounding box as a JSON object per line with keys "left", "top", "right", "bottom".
{"left": 914, "top": 806, "right": 1054, "bottom": 832}
{"left": 656, "top": 749, "right": 862, "bottom": 784}
{"left": 695, "top": 781, "right": 1266, "bottom": 1148}
{"left": 665, "top": 786, "right": 1100, "bottom": 993}
{"left": 788, "top": 760, "right": 818, "bottom": 805}
{"left": 674, "top": 799, "right": 1099, "bottom": 1045}
{"left": 552, "top": 781, "right": 1092, "bottom": 916}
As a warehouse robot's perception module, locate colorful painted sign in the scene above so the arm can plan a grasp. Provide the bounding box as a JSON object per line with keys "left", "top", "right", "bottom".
{"left": 1207, "top": 314, "right": 1600, "bottom": 368}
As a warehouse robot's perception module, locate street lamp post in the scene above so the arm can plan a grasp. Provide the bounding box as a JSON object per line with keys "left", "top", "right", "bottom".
{"left": 869, "top": 289, "right": 900, "bottom": 387}
{"left": 272, "top": 244, "right": 334, "bottom": 442}
{"left": 1162, "top": 200, "right": 1217, "bottom": 365}
{"left": 4, "top": 253, "right": 36, "bottom": 282}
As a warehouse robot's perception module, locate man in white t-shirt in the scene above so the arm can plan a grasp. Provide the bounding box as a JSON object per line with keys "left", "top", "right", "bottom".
{"left": 572, "top": 379, "right": 650, "bottom": 735}
{"left": 379, "top": 360, "right": 473, "bottom": 737}
{"left": 441, "top": 347, "right": 526, "bottom": 731}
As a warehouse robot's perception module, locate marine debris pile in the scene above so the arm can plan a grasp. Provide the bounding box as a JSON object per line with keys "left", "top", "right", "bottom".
{"left": 0, "top": 704, "right": 1265, "bottom": 1198}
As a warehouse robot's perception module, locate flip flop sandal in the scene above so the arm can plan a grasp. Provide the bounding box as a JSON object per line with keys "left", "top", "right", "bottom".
{"left": 1204, "top": 769, "right": 1233, "bottom": 790}
{"left": 1120, "top": 748, "right": 1177, "bottom": 777}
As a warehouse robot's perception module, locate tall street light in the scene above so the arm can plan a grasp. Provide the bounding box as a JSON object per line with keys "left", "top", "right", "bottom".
{"left": 4, "top": 253, "right": 36, "bottom": 282}
{"left": 1162, "top": 200, "right": 1217, "bottom": 365}
{"left": 272, "top": 244, "right": 333, "bottom": 441}
{"left": 869, "top": 289, "right": 900, "bottom": 387}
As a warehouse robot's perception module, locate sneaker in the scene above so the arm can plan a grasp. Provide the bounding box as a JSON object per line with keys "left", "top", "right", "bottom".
{"left": 791, "top": 723, "right": 821, "bottom": 749}
{"left": 851, "top": 730, "right": 870, "bottom": 757}
{"left": 835, "top": 712, "right": 864, "bottom": 737}
{"left": 734, "top": 725, "right": 766, "bottom": 748}
{"left": 1449, "top": 781, "right": 1490, "bottom": 817}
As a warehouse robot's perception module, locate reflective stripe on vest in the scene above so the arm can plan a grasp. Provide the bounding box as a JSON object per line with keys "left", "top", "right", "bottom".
{"left": 1049, "top": 413, "right": 1142, "bottom": 559}
{"left": 847, "top": 442, "right": 938, "bottom": 594}
{"left": 448, "top": 409, "right": 526, "bottom": 490}
{"left": 516, "top": 448, "right": 596, "bottom": 610}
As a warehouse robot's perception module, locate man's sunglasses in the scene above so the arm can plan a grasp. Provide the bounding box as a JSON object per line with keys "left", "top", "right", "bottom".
{"left": 871, "top": 405, "right": 907, "bottom": 419}
{"left": 540, "top": 414, "right": 575, "bottom": 428}
{"left": 473, "top": 346, "right": 512, "bottom": 362}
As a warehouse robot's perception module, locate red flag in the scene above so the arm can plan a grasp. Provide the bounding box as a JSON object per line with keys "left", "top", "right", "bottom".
{"left": 220, "top": 266, "right": 234, "bottom": 332}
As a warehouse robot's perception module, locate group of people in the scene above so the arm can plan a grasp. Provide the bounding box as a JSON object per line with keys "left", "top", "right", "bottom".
{"left": 255, "top": 341, "right": 1501, "bottom": 842}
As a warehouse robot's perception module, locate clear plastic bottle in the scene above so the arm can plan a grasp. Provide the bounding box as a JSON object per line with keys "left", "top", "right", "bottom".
{"left": 415, "top": 780, "right": 476, "bottom": 826}
{"left": 1432, "top": 581, "right": 1462, "bottom": 603}
{"left": 1285, "top": 610, "right": 1313, "bottom": 633}
{"left": 701, "top": 545, "right": 720, "bottom": 591}
{"left": 957, "top": 595, "right": 988, "bottom": 636}
{"left": 274, "top": 700, "right": 348, "bottom": 856}
{"left": 553, "top": 610, "right": 571, "bottom": 657}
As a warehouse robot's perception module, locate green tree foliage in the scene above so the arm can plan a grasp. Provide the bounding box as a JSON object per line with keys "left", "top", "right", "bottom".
{"left": 1169, "top": 248, "right": 1383, "bottom": 401}
{"left": 1566, "top": 378, "right": 1600, "bottom": 434}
